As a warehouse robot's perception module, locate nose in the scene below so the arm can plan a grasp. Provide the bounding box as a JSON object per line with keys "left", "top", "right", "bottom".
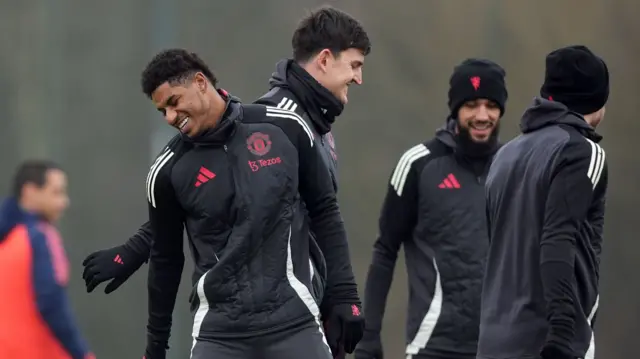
{"left": 164, "top": 108, "right": 178, "bottom": 125}
{"left": 353, "top": 68, "right": 363, "bottom": 85}
{"left": 476, "top": 105, "right": 490, "bottom": 120}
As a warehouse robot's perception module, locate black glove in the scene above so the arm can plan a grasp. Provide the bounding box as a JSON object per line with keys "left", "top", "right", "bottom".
{"left": 540, "top": 323, "right": 577, "bottom": 359}
{"left": 324, "top": 303, "right": 365, "bottom": 355}
{"left": 354, "top": 331, "right": 383, "bottom": 359}
{"left": 540, "top": 341, "right": 576, "bottom": 359}
{"left": 82, "top": 244, "right": 145, "bottom": 294}
{"left": 142, "top": 341, "right": 167, "bottom": 359}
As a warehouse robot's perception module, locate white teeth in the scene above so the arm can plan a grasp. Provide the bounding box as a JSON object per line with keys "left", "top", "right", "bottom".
{"left": 179, "top": 117, "right": 189, "bottom": 130}
{"left": 472, "top": 122, "right": 491, "bottom": 130}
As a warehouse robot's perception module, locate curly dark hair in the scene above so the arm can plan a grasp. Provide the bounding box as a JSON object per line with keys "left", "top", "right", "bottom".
{"left": 140, "top": 49, "right": 218, "bottom": 97}
{"left": 292, "top": 6, "right": 371, "bottom": 63}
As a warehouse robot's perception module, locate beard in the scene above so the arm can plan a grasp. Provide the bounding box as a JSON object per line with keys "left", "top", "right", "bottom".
{"left": 456, "top": 121, "right": 500, "bottom": 158}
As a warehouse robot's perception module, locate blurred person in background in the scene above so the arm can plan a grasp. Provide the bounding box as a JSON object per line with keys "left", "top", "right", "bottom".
{"left": 480, "top": 45, "right": 608, "bottom": 359}
{"left": 139, "top": 48, "right": 360, "bottom": 359}
{"left": 355, "top": 59, "right": 508, "bottom": 359}
{"left": 0, "top": 160, "right": 95, "bottom": 359}
{"left": 82, "top": 5, "right": 370, "bottom": 358}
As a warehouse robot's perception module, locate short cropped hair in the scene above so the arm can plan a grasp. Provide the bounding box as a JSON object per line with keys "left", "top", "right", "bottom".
{"left": 292, "top": 6, "right": 371, "bottom": 63}
{"left": 140, "top": 49, "right": 218, "bottom": 97}
{"left": 12, "top": 160, "right": 63, "bottom": 198}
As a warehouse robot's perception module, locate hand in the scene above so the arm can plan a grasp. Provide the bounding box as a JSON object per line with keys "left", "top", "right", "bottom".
{"left": 354, "top": 331, "right": 383, "bottom": 359}
{"left": 324, "top": 303, "right": 365, "bottom": 354}
{"left": 143, "top": 341, "right": 168, "bottom": 359}
{"left": 82, "top": 245, "right": 145, "bottom": 294}
{"left": 540, "top": 342, "right": 576, "bottom": 359}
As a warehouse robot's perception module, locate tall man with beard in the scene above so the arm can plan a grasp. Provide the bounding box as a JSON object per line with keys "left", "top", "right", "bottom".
{"left": 355, "top": 59, "right": 508, "bottom": 359}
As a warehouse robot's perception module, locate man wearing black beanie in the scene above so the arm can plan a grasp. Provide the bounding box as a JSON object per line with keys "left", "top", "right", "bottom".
{"left": 541, "top": 45, "right": 609, "bottom": 128}
{"left": 480, "top": 45, "right": 608, "bottom": 359}
{"left": 357, "top": 58, "right": 507, "bottom": 359}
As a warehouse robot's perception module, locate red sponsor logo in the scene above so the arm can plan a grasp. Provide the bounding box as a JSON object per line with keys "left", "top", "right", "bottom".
{"left": 248, "top": 157, "right": 282, "bottom": 172}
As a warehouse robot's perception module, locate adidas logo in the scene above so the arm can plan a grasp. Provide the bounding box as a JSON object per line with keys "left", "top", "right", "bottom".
{"left": 438, "top": 173, "right": 461, "bottom": 189}
{"left": 113, "top": 254, "right": 124, "bottom": 264}
{"left": 195, "top": 166, "right": 216, "bottom": 187}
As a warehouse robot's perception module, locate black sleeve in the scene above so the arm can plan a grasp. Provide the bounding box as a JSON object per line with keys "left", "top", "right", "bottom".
{"left": 587, "top": 161, "right": 607, "bottom": 260}
{"left": 540, "top": 139, "right": 606, "bottom": 350}
{"left": 363, "top": 150, "right": 420, "bottom": 334}
{"left": 485, "top": 201, "right": 492, "bottom": 242}
{"left": 146, "top": 159, "right": 185, "bottom": 347}
{"left": 125, "top": 220, "right": 153, "bottom": 261}
{"left": 270, "top": 109, "right": 358, "bottom": 306}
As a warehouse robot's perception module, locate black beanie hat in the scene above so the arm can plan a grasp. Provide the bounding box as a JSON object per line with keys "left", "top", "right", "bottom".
{"left": 448, "top": 58, "right": 508, "bottom": 118}
{"left": 540, "top": 45, "right": 609, "bottom": 115}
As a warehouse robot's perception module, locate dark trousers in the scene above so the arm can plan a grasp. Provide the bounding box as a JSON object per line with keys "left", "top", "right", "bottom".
{"left": 190, "top": 320, "right": 332, "bottom": 359}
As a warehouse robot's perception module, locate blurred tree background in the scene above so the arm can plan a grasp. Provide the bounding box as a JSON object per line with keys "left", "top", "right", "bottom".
{"left": 1, "top": 0, "right": 638, "bottom": 357}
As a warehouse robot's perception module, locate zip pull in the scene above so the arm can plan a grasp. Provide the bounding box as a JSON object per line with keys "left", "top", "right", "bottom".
{"left": 223, "top": 145, "right": 228, "bottom": 152}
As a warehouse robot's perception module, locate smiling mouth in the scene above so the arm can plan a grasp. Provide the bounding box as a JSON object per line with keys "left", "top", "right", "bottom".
{"left": 177, "top": 117, "right": 189, "bottom": 131}
{"left": 470, "top": 121, "right": 493, "bottom": 131}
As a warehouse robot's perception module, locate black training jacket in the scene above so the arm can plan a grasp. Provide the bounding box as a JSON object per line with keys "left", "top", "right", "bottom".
{"left": 126, "top": 59, "right": 341, "bottom": 306}
{"left": 145, "top": 97, "right": 357, "bottom": 345}
{"left": 363, "top": 120, "right": 494, "bottom": 359}
{"left": 259, "top": 58, "right": 340, "bottom": 192}
{"left": 479, "top": 98, "right": 606, "bottom": 359}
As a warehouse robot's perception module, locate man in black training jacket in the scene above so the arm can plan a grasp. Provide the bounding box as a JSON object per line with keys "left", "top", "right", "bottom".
{"left": 356, "top": 59, "right": 508, "bottom": 359}
{"left": 82, "top": 6, "right": 371, "bottom": 358}
{"left": 479, "top": 45, "right": 608, "bottom": 359}
{"left": 138, "top": 48, "right": 361, "bottom": 359}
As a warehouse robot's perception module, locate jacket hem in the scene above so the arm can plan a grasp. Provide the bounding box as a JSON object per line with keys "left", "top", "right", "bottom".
{"left": 195, "top": 315, "right": 313, "bottom": 339}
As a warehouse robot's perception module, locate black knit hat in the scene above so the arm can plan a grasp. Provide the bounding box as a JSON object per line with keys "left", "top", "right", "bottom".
{"left": 540, "top": 45, "right": 609, "bottom": 115}
{"left": 448, "top": 58, "right": 508, "bottom": 118}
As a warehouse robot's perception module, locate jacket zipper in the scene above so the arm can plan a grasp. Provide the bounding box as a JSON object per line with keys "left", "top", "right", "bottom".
{"left": 224, "top": 143, "right": 254, "bottom": 313}
{"left": 223, "top": 144, "right": 241, "bottom": 212}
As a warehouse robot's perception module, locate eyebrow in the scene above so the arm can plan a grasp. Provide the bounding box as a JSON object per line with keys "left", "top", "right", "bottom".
{"left": 156, "top": 95, "right": 176, "bottom": 111}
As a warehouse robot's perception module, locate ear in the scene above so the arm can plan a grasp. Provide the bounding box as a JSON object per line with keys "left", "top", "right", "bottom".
{"left": 194, "top": 72, "right": 208, "bottom": 93}
{"left": 315, "top": 49, "right": 334, "bottom": 73}
{"left": 21, "top": 183, "right": 39, "bottom": 199}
